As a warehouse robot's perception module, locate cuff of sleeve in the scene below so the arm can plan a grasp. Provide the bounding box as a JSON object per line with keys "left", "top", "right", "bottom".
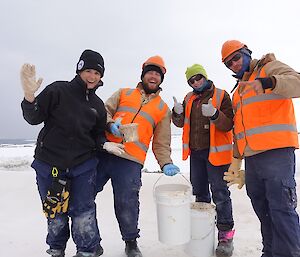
{"left": 106, "top": 122, "right": 113, "bottom": 132}
{"left": 256, "top": 77, "right": 275, "bottom": 90}
{"left": 172, "top": 109, "right": 182, "bottom": 117}
{"left": 210, "top": 109, "right": 219, "bottom": 121}
{"left": 21, "top": 98, "right": 38, "bottom": 110}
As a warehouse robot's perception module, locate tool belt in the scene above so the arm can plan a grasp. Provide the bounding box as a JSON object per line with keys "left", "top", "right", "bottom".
{"left": 42, "top": 167, "right": 71, "bottom": 219}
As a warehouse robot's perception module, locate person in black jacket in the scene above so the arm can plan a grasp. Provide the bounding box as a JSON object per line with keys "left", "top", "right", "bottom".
{"left": 21, "top": 50, "right": 124, "bottom": 257}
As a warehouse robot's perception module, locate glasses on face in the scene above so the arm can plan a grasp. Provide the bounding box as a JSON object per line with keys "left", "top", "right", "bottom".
{"left": 225, "top": 53, "right": 242, "bottom": 68}
{"left": 188, "top": 74, "right": 203, "bottom": 85}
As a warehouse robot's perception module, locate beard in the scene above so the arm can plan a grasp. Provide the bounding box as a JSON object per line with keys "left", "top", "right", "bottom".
{"left": 141, "top": 81, "right": 161, "bottom": 94}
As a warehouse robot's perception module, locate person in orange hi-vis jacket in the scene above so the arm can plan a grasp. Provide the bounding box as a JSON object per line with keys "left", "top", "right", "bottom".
{"left": 172, "top": 64, "right": 235, "bottom": 257}
{"left": 96, "top": 56, "right": 180, "bottom": 257}
{"left": 222, "top": 39, "right": 300, "bottom": 257}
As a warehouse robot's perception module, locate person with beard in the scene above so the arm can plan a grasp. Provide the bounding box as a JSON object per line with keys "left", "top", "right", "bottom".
{"left": 96, "top": 55, "right": 180, "bottom": 257}
{"left": 21, "top": 50, "right": 124, "bottom": 257}
{"left": 221, "top": 40, "right": 300, "bottom": 257}
{"left": 172, "top": 64, "right": 235, "bottom": 257}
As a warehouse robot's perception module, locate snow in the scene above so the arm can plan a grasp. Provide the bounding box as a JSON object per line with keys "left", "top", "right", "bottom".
{"left": 1, "top": 136, "right": 300, "bottom": 257}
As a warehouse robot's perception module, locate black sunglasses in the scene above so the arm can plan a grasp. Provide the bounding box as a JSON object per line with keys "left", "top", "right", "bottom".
{"left": 225, "top": 53, "right": 242, "bottom": 68}
{"left": 188, "top": 74, "right": 203, "bottom": 85}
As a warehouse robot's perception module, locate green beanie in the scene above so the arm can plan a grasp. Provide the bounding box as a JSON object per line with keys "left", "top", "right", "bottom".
{"left": 185, "top": 64, "right": 208, "bottom": 81}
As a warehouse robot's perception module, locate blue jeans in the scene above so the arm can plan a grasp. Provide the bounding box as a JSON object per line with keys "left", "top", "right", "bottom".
{"left": 190, "top": 149, "right": 234, "bottom": 231}
{"left": 245, "top": 147, "right": 300, "bottom": 257}
{"left": 32, "top": 158, "right": 101, "bottom": 253}
{"left": 96, "top": 152, "right": 142, "bottom": 241}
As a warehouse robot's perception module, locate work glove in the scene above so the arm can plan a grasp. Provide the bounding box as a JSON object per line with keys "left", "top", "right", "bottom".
{"left": 223, "top": 158, "right": 245, "bottom": 189}
{"left": 173, "top": 96, "right": 184, "bottom": 114}
{"left": 202, "top": 98, "right": 217, "bottom": 117}
{"left": 20, "top": 63, "right": 43, "bottom": 102}
{"left": 42, "top": 178, "right": 70, "bottom": 219}
{"left": 110, "top": 118, "right": 122, "bottom": 137}
{"left": 103, "top": 142, "right": 125, "bottom": 155}
{"left": 163, "top": 163, "right": 180, "bottom": 176}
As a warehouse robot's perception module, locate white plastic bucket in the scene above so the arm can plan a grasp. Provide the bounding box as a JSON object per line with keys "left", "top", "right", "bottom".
{"left": 154, "top": 179, "right": 191, "bottom": 245}
{"left": 185, "top": 202, "right": 216, "bottom": 257}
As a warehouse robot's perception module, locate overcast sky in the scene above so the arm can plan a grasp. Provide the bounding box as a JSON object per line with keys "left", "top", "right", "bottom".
{"left": 2, "top": 0, "right": 300, "bottom": 139}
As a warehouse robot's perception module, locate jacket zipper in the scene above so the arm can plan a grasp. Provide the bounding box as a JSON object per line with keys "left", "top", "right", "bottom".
{"left": 239, "top": 93, "right": 248, "bottom": 148}
{"left": 131, "top": 104, "right": 143, "bottom": 123}
{"left": 86, "top": 89, "right": 89, "bottom": 101}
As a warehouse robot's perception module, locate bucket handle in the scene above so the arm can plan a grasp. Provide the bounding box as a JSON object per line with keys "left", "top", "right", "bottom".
{"left": 152, "top": 173, "right": 191, "bottom": 199}
{"left": 193, "top": 223, "right": 215, "bottom": 241}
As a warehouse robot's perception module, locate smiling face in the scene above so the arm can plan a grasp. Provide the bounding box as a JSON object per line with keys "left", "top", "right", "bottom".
{"left": 79, "top": 69, "right": 102, "bottom": 89}
{"left": 142, "top": 70, "right": 162, "bottom": 93}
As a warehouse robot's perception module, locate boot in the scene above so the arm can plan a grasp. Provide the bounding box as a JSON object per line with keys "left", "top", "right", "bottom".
{"left": 73, "top": 245, "right": 103, "bottom": 257}
{"left": 46, "top": 249, "right": 65, "bottom": 257}
{"left": 125, "top": 240, "right": 143, "bottom": 257}
{"left": 215, "top": 229, "right": 235, "bottom": 257}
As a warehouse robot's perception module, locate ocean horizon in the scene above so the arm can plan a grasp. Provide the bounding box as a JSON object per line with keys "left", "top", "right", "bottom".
{"left": 0, "top": 139, "right": 36, "bottom": 145}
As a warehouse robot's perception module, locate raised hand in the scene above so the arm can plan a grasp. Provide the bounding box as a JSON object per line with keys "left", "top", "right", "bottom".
{"left": 173, "top": 96, "right": 184, "bottom": 114}
{"left": 20, "top": 63, "right": 43, "bottom": 102}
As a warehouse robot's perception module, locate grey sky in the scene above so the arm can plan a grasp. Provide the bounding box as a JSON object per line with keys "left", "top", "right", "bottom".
{"left": 2, "top": 0, "right": 300, "bottom": 139}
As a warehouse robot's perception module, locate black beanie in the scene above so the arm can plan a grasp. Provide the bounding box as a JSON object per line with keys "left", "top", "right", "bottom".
{"left": 76, "top": 49, "right": 105, "bottom": 77}
{"left": 141, "top": 65, "right": 164, "bottom": 83}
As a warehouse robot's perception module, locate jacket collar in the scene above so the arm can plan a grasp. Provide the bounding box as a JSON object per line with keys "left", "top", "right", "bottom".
{"left": 71, "top": 75, "right": 99, "bottom": 95}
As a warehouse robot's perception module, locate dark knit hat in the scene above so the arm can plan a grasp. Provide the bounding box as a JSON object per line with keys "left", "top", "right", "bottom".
{"left": 141, "top": 65, "right": 164, "bottom": 82}
{"left": 76, "top": 49, "right": 105, "bottom": 77}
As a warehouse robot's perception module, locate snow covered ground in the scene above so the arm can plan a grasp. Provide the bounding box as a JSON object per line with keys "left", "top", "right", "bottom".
{"left": 1, "top": 135, "right": 300, "bottom": 257}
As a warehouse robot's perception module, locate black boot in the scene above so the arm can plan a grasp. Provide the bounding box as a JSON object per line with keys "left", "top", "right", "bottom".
{"left": 46, "top": 249, "right": 65, "bottom": 257}
{"left": 125, "top": 240, "right": 143, "bottom": 257}
{"left": 73, "top": 245, "right": 103, "bottom": 257}
{"left": 215, "top": 230, "right": 235, "bottom": 257}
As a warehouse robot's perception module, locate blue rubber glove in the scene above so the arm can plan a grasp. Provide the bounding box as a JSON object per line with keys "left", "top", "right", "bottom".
{"left": 163, "top": 164, "right": 180, "bottom": 176}
{"left": 110, "top": 119, "right": 122, "bottom": 137}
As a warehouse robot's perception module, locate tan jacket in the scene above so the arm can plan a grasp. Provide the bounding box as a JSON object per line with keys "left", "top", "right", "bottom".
{"left": 105, "top": 83, "right": 173, "bottom": 168}
{"left": 233, "top": 53, "right": 300, "bottom": 158}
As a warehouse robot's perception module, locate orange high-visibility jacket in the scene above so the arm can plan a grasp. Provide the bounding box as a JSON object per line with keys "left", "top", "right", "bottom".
{"left": 232, "top": 67, "right": 299, "bottom": 156}
{"left": 106, "top": 88, "right": 168, "bottom": 164}
{"left": 182, "top": 88, "right": 233, "bottom": 166}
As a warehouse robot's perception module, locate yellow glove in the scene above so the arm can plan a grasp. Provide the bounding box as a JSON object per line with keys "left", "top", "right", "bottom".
{"left": 56, "top": 190, "right": 70, "bottom": 214}
{"left": 42, "top": 178, "right": 70, "bottom": 219}
{"left": 223, "top": 158, "right": 245, "bottom": 189}
{"left": 20, "top": 63, "right": 43, "bottom": 102}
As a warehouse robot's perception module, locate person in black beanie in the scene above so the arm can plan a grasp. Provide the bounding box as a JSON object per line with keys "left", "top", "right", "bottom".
{"left": 76, "top": 49, "right": 105, "bottom": 78}
{"left": 20, "top": 49, "right": 124, "bottom": 257}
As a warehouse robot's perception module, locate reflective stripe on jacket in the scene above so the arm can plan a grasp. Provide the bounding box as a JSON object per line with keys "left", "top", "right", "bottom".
{"left": 106, "top": 88, "right": 168, "bottom": 164}
{"left": 182, "top": 88, "right": 233, "bottom": 165}
{"left": 232, "top": 66, "right": 299, "bottom": 156}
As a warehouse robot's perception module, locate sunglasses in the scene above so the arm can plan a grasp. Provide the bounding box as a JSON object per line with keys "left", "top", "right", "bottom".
{"left": 188, "top": 74, "right": 203, "bottom": 85}
{"left": 225, "top": 53, "right": 242, "bottom": 68}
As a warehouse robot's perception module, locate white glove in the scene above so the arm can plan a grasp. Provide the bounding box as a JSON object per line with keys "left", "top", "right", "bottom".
{"left": 20, "top": 63, "right": 43, "bottom": 102}
{"left": 173, "top": 96, "right": 184, "bottom": 114}
{"left": 103, "top": 142, "right": 125, "bottom": 155}
{"left": 202, "top": 98, "right": 216, "bottom": 117}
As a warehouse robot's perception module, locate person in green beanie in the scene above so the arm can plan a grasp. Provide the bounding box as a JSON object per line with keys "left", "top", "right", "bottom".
{"left": 172, "top": 64, "right": 235, "bottom": 257}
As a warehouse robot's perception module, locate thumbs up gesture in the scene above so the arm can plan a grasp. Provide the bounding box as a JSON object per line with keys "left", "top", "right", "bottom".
{"left": 202, "top": 98, "right": 216, "bottom": 117}
{"left": 173, "top": 96, "right": 184, "bottom": 114}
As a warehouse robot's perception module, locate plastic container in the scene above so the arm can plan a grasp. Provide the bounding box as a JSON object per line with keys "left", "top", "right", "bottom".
{"left": 154, "top": 176, "right": 192, "bottom": 245}
{"left": 184, "top": 202, "right": 216, "bottom": 257}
